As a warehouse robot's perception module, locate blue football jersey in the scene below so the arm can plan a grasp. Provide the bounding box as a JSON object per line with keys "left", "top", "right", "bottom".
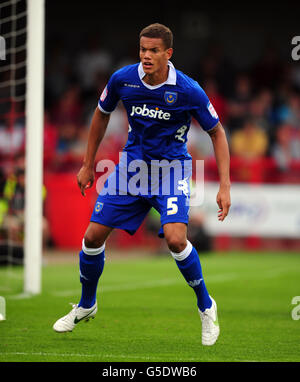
{"left": 98, "top": 61, "right": 219, "bottom": 164}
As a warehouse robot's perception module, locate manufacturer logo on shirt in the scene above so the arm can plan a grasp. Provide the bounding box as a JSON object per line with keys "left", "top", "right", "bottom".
{"left": 130, "top": 104, "right": 171, "bottom": 120}
{"left": 124, "top": 83, "right": 140, "bottom": 88}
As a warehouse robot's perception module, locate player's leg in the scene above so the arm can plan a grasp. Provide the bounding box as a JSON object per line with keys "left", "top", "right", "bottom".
{"left": 163, "top": 222, "right": 212, "bottom": 312}
{"left": 53, "top": 184, "right": 151, "bottom": 332}
{"left": 163, "top": 222, "right": 219, "bottom": 346}
{"left": 77, "top": 188, "right": 151, "bottom": 311}
{"left": 78, "top": 222, "right": 113, "bottom": 309}
{"left": 53, "top": 222, "right": 112, "bottom": 333}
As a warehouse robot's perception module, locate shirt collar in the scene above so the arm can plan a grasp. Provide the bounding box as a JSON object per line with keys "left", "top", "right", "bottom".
{"left": 138, "top": 60, "right": 177, "bottom": 89}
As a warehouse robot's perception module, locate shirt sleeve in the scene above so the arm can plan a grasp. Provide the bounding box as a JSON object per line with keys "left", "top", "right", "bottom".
{"left": 189, "top": 82, "right": 219, "bottom": 131}
{"left": 98, "top": 71, "right": 120, "bottom": 114}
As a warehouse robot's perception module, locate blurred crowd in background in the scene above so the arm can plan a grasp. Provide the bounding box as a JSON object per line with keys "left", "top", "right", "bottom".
{"left": 43, "top": 39, "right": 300, "bottom": 180}
{"left": 1, "top": 32, "right": 300, "bottom": 253}
{"left": 1, "top": 37, "right": 300, "bottom": 178}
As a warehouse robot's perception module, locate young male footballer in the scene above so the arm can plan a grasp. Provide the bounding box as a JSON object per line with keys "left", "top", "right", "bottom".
{"left": 53, "top": 23, "right": 231, "bottom": 346}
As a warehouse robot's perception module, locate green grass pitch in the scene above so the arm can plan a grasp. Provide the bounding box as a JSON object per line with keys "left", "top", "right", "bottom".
{"left": 0, "top": 252, "right": 300, "bottom": 362}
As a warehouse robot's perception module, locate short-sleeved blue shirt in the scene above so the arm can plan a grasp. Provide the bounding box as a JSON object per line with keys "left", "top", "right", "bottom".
{"left": 98, "top": 61, "right": 219, "bottom": 164}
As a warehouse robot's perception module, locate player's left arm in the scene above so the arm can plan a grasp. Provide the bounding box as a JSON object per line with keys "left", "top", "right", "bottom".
{"left": 207, "top": 122, "right": 231, "bottom": 221}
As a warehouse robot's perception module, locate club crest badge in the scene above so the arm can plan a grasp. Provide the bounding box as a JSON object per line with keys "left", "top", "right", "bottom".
{"left": 95, "top": 202, "right": 104, "bottom": 214}
{"left": 164, "top": 91, "right": 177, "bottom": 105}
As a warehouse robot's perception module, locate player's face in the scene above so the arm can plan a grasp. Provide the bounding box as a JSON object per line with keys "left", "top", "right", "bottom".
{"left": 139, "top": 37, "right": 173, "bottom": 77}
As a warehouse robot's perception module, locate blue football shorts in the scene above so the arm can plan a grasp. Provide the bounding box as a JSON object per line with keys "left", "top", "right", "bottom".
{"left": 90, "top": 162, "right": 191, "bottom": 237}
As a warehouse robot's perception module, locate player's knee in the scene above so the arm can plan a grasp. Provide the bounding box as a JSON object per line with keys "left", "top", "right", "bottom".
{"left": 166, "top": 235, "right": 187, "bottom": 253}
{"left": 83, "top": 233, "right": 104, "bottom": 249}
{"left": 83, "top": 223, "right": 112, "bottom": 249}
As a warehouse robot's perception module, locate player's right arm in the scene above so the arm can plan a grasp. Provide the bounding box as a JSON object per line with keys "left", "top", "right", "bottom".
{"left": 77, "top": 69, "right": 120, "bottom": 196}
{"left": 77, "top": 107, "right": 110, "bottom": 196}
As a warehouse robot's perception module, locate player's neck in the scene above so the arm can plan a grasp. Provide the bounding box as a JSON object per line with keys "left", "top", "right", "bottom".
{"left": 143, "top": 65, "right": 169, "bottom": 86}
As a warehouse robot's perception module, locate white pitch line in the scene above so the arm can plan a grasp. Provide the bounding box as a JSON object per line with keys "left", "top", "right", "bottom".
{"left": 50, "top": 273, "right": 239, "bottom": 298}
{"left": 8, "top": 292, "right": 34, "bottom": 300}
{"left": 6, "top": 266, "right": 297, "bottom": 300}
{"left": 51, "top": 277, "right": 181, "bottom": 297}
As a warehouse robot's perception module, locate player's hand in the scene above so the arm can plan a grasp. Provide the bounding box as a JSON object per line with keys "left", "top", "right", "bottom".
{"left": 216, "top": 185, "right": 231, "bottom": 221}
{"left": 77, "top": 165, "right": 94, "bottom": 196}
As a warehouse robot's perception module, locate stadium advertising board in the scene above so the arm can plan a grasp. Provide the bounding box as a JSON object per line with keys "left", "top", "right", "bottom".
{"left": 200, "top": 183, "right": 300, "bottom": 238}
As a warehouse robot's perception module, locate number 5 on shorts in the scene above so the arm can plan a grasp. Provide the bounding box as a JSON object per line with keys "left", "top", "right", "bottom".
{"left": 167, "top": 197, "right": 178, "bottom": 215}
